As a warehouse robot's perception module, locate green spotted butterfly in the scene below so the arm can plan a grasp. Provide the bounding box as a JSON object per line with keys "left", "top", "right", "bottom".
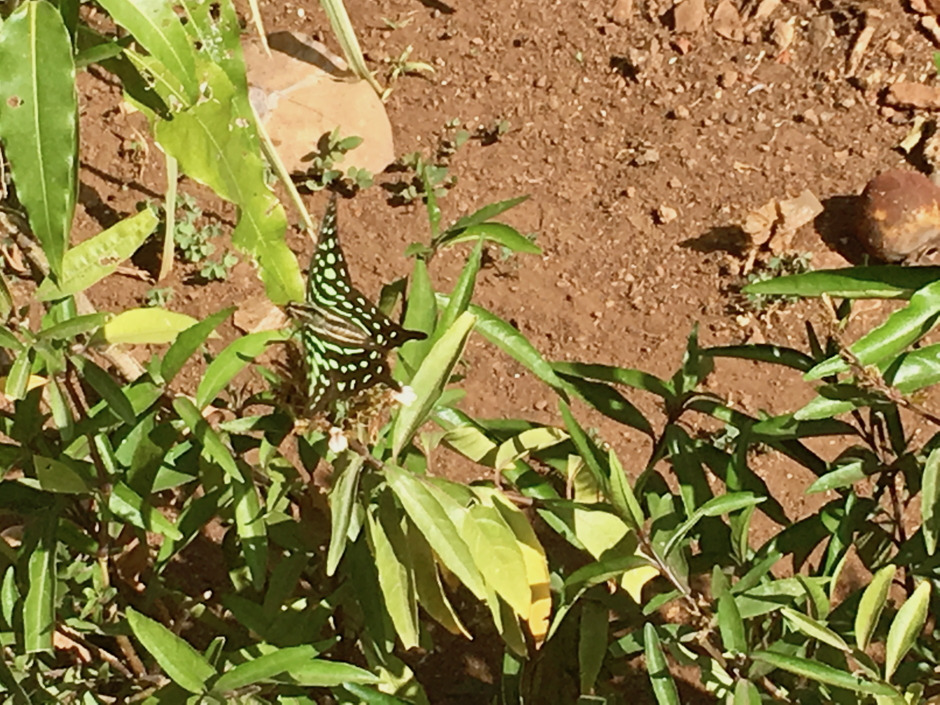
{"left": 286, "top": 196, "right": 425, "bottom": 415}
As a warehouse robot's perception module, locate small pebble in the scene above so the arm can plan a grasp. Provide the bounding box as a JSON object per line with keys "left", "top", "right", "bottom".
{"left": 667, "top": 177, "right": 683, "bottom": 188}
{"left": 656, "top": 205, "right": 678, "bottom": 224}
{"left": 885, "top": 40, "right": 904, "bottom": 60}
{"left": 719, "top": 70, "right": 738, "bottom": 88}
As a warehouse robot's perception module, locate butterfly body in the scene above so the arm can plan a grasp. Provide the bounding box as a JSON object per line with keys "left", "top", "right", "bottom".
{"left": 288, "top": 197, "right": 425, "bottom": 416}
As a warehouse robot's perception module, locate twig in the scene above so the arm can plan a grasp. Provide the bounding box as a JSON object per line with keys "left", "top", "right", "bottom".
{"left": 57, "top": 624, "right": 135, "bottom": 679}
{"left": 846, "top": 8, "right": 883, "bottom": 76}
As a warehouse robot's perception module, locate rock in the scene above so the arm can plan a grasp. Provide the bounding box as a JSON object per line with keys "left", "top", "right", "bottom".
{"left": 885, "top": 82, "right": 940, "bottom": 110}
{"left": 885, "top": 39, "right": 904, "bottom": 59}
{"left": 777, "top": 190, "right": 823, "bottom": 233}
{"left": 753, "top": 0, "right": 780, "bottom": 20}
{"left": 609, "top": 0, "right": 633, "bottom": 25}
{"left": 771, "top": 19, "right": 795, "bottom": 51}
{"left": 807, "top": 14, "right": 833, "bottom": 51}
{"left": 713, "top": 0, "right": 744, "bottom": 41}
{"left": 742, "top": 200, "right": 778, "bottom": 247}
{"left": 632, "top": 148, "right": 661, "bottom": 166}
{"left": 801, "top": 108, "right": 820, "bottom": 126}
{"left": 672, "top": 0, "right": 706, "bottom": 33}
{"left": 858, "top": 169, "right": 940, "bottom": 263}
{"left": 718, "top": 69, "right": 739, "bottom": 87}
{"left": 656, "top": 205, "right": 679, "bottom": 224}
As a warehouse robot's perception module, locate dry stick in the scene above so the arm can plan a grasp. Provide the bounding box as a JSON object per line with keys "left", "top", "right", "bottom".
{"left": 57, "top": 624, "right": 135, "bottom": 679}
{"left": 846, "top": 8, "right": 883, "bottom": 76}
{"left": 158, "top": 154, "right": 178, "bottom": 283}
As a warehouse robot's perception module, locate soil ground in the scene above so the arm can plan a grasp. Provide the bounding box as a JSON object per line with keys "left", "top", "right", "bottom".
{"left": 68, "top": 0, "right": 940, "bottom": 701}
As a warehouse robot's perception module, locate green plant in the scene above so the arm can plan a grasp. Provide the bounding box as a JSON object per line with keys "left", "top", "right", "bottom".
{"left": 381, "top": 44, "right": 435, "bottom": 99}
{"left": 144, "top": 285, "right": 174, "bottom": 307}
{"left": 389, "top": 150, "right": 456, "bottom": 206}
{"left": 300, "top": 126, "right": 373, "bottom": 193}
{"left": 199, "top": 250, "right": 238, "bottom": 281}
{"left": 744, "top": 251, "right": 813, "bottom": 309}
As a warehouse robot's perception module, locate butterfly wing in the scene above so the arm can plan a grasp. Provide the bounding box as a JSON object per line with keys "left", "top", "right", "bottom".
{"left": 298, "top": 196, "right": 426, "bottom": 413}
{"left": 307, "top": 196, "right": 423, "bottom": 352}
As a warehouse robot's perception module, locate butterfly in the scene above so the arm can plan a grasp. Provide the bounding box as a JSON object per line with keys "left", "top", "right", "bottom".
{"left": 285, "top": 196, "right": 426, "bottom": 416}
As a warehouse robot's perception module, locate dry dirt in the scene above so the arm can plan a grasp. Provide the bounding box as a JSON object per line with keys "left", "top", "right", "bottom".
{"left": 69, "top": 0, "right": 940, "bottom": 701}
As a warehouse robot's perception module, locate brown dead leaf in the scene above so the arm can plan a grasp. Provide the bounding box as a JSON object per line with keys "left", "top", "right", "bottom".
{"left": 244, "top": 31, "right": 395, "bottom": 176}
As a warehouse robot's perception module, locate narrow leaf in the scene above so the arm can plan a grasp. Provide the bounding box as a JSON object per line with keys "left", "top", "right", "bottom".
{"left": 885, "top": 581, "right": 931, "bottom": 681}
{"left": 102, "top": 308, "right": 199, "bottom": 345}
{"left": 0, "top": 1, "right": 77, "bottom": 279}
{"left": 127, "top": 607, "right": 215, "bottom": 693}
{"left": 36, "top": 208, "right": 158, "bottom": 300}
{"left": 856, "top": 564, "right": 896, "bottom": 652}
{"left": 644, "top": 624, "right": 680, "bottom": 705}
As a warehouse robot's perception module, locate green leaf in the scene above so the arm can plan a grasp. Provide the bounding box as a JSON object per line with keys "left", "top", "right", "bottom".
{"left": 662, "top": 492, "right": 765, "bottom": 558}
{"left": 717, "top": 592, "right": 746, "bottom": 654}
{"left": 465, "top": 501, "right": 530, "bottom": 616}
{"left": 196, "top": 330, "right": 288, "bottom": 410}
{"left": 438, "top": 297, "right": 567, "bottom": 395}
{"left": 608, "top": 449, "right": 644, "bottom": 531}
{"left": 153, "top": 62, "right": 304, "bottom": 304}
{"left": 231, "top": 464, "right": 267, "bottom": 591}
{"left": 161, "top": 307, "right": 234, "bottom": 385}
{"left": 399, "top": 258, "right": 437, "bottom": 369}
{"left": 326, "top": 452, "right": 364, "bottom": 576}
{"left": 644, "top": 624, "right": 680, "bottom": 705}
{"left": 433, "top": 239, "right": 481, "bottom": 345}
{"left": 213, "top": 645, "right": 369, "bottom": 692}
{"left": 38, "top": 312, "right": 109, "bottom": 341}
{"left": 96, "top": 0, "right": 198, "bottom": 102}
{"left": 172, "top": 396, "right": 239, "bottom": 480}
{"left": 109, "top": 482, "right": 182, "bottom": 539}
{"left": 102, "top": 308, "right": 199, "bottom": 345}
{"left": 751, "top": 650, "right": 896, "bottom": 696}
{"left": 0, "top": 326, "right": 24, "bottom": 352}
{"left": 0, "top": 1, "right": 77, "bottom": 280}
{"left": 552, "top": 361, "right": 673, "bottom": 399}
{"left": 494, "top": 426, "right": 568, "bottom": 473}
{"left": 579, "top": 600, "right": 608, "bottom": 694}
{"left": 924, "top": 449, "right": 940, "bottom": 556}
{"left": 884, "top": 581, "right": 931, "bottom": 681}
{"left": 781, "top": 607, "right": 850, "bottom": 652}
{"left": 34, "top": 455, "right": 89, "bottom": 493}
{"left": 855, "top": 564, "right": 895, "bottom": 651}
{"left": 743, "top": 266, "right": 940, "bottom": 300}
{"left": 391, "top": 312, "right": 475, "bottom": 459}
{"left": 24, "top": 510, "right": 57, "bottom": 653}
{"left": 384, "top": 465, "right": 486, "bottom": 600}
{"left": 438, "top": 196, "right": 530, "bottom": 243}
{"left": 5, "top": 348, "right": 33, "bottom": 401}
{"left": 127, "top": 607, "right": 216, "bottom": 693}
{"left": 557, "top": 371, "right": 653, "bottom": 436}
{"left": 71, "top": 356, "right": 135, "bottom": 426}
{"left": 440, "top": 222, "right": 541, "bottom": 254}
{"left": 807, "top": 280, "right": 940, "bottom": 379}
{"left": 704, "top": 344, "right": 816, "bottom": 372}
{"left": 36, "top": 209, "right": 159, "bottom": 300}
{"left": 1, "top": 565, "right": 19, "bottom": 626}
{"left": 732, "top": 680, "right": 761, "bottom": 705}
{"left": 370, "top": 500, "right": 418, "bottom": 649}
{"left": 806, "top": 461, "right": 869, "bottom": 494}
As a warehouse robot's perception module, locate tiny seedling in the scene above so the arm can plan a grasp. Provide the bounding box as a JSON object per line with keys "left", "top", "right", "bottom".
{"left": 475, "top": 118, "right": 511, "bottom": 146}
{"left": 301, "top": 127, "right": 373, "bottom": 193}
{"left": 381, "top": 45, "right": 435, "bottom": 100}
{"left": 145, "top": 286, "right": 174, "bottom": 308}
{"left": 744, "top": 252, "right": 813, "bottom": 310}
{"left": 438, "top": 119, "right": 471, "bottom": 159}
{"left": 388, "top": 151, "right": 456, "bottom": 205}
{"left": 200, "top": 251, "right": 239, "bottom": 281}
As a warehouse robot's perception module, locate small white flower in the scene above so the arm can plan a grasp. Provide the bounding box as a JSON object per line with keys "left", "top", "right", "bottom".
{"left": 328, "top": 427, "right": 349, "bottom": 453}
{"left": 392, "top": 385, "right": 417, "bottom": 407}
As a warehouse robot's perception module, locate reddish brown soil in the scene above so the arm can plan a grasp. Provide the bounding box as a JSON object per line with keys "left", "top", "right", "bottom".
{"left": 68, "top": 0, "right": 940, "bottom": 701}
